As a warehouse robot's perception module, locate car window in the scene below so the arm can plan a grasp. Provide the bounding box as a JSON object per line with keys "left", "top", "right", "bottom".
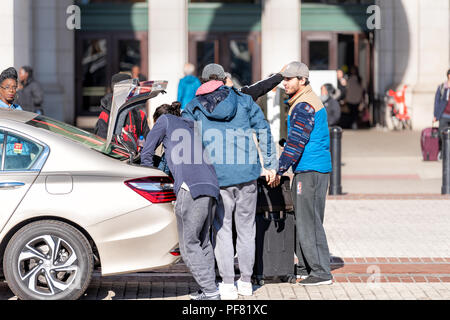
{"left": 4, "top": 132, "right": 44, "bottom": 171}
{"left": 25, "top": 115, "right": 129, "bottom": 161}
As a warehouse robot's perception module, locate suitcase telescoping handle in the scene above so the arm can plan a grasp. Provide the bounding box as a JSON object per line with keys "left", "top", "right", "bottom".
{"left": 263, "top": 211, "right": 286, "bottom": 222}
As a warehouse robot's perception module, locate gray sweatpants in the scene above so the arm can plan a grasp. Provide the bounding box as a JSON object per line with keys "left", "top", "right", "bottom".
{"left": 175, "top": 189, "right": 217, "bottom": 293}
{"left": 212, "top": 180, "right": 258, "bottom": 284}
{"left": 292, "top": 172, "right": 332, "bottom": 280}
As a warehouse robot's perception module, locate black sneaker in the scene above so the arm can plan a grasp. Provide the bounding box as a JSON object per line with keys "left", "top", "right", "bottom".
{"left": 299, "top": 276, "right": 333, "bottom": 286}
{"left": 284, "top": 274, "right": 308, "bottom": 284}
{"left": 190, "top": 290, "right": 221, "bottom": 300}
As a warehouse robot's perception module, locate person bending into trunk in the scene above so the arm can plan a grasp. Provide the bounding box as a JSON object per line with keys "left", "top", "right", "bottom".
{"left": 140, "top": 102, "right": 221, "bottom": 300}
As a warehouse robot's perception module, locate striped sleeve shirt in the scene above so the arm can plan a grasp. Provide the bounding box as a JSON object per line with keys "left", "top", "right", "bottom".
{"left": 277, "top": 102, "right": 315, "bottom": 176}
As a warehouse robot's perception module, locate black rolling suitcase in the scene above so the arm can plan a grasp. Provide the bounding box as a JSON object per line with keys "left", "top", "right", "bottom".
{"left": 253, "top": 176, "right": 295, "bottom": 285}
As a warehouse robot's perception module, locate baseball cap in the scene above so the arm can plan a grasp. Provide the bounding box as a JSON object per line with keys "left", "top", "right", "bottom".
{"left": 202, "top": 63, "right": 226, "bottom": 80}
{"left": 281, "top": 61, "right": 310, "bottom": 79}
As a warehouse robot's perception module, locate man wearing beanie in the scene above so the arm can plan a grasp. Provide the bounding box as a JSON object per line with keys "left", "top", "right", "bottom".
{"left": 271, "top": 61, "right": 333, "bottom": 286}
{"left": 182, "top": 63, "right": 278, "bottom": 299}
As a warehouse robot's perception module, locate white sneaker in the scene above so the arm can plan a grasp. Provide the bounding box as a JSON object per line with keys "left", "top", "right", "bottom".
{"left": 218, "top": 282, "right": 238, "bottom": 300}
{"left": 237, "top": 279, "right": 253, "bottom": 296}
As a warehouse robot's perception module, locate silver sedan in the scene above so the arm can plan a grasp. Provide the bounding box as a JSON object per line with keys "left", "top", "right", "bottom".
{"left": 0, "top": 80, "right": 180, "bottom": 300}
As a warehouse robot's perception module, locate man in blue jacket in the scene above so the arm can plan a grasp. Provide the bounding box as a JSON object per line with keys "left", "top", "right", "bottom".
{"left": 272, "top": 61, "right": 333, "bottom": 286}
{"left": 182, "top": 63, "right": 278, "bottom": 299}
{"left": 177, "top": 63, "right": 201, "bottom": 110}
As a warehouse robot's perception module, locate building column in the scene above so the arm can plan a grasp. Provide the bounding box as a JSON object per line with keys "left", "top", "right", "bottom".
{"left": 33, "top": 0, "right": 75, "bottom": 124}
{"left": 261, "top": 0, "right": 300, "bottom": 142}
{"left": 147, "top": 0, "right": 188, "bottom": 125}
{"left": 261, "top": 0, "right": 301, "bottom": 79}
{"left": 0, "top": 0, "right": 32, "bottom": 72}
{"left": 412, "top": 0, "right": 449, "bottom": 129}
{"left": 376, "top": 0, "right": 449, "bottom": 130}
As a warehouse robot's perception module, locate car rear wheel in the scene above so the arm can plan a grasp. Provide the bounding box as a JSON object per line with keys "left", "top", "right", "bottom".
{"left": 3, "top": 220, "right": 94, "bottom": 300}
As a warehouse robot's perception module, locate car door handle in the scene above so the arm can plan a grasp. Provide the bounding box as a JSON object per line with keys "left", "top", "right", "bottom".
{"left": 0, "top": 182, "right": 25, "bottom": 190}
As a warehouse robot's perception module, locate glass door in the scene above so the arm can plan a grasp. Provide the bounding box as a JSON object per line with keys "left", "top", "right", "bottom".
{"left": 188, "top": 32, "right": 261, "bottom": 87}
{"left": 78, "top": 36, "right": 111, "bottom": 114}
{"left": 76, "top": 31, "right": 147, "bottom": 117}
{"left": 301, "top": 32, "right": 337, "bottom": 71}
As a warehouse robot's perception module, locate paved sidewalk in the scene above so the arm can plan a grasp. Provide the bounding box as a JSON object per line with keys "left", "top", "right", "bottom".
{"left": 340, "top": 129, "right": 443, "bottom": 194}
{"left": 1, "top": 129, "right": 449, "bottom": 300}
{"left": 1, "top": 198, "right": 449, "bottom": 300}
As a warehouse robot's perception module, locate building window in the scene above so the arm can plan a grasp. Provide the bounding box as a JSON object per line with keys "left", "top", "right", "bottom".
{"left": 81, "top": 39, "right": 108, "bottom": 113}
{"left": 309, "top": 41, "right": 330, "bottom": 70}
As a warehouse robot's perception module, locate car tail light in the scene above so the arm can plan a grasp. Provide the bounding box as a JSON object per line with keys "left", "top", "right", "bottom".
{"left": 170, "top": 248, "right": 181, "bottom": 256}
{"left": 125, "top": 176, "right": 176, "bottom": 204}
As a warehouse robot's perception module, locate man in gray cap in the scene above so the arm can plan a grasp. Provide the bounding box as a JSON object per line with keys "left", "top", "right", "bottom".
{"left": 271, "top": 61, "right": 333, "bottom": 286}
{"left": 182, "top": 63, "right": 278, "bottom": 299}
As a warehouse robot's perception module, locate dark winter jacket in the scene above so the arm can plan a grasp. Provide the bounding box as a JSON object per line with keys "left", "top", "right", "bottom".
{"left": 434, "top": 83, "right": 450, "bottom": 120}
{"left": 141, "top": 114, "right": 220, "bottom": 200}
{"left": 239, "top": 73, "right": 283, "bottom": 101}
{"left": 94, "top": 93, "right": 150, "bottom": 144}
{"left": 15, "top": 79, "right": 44, "bottom": 112}
{"left": 323, "top": 96, "right": 341, "bottom": 126}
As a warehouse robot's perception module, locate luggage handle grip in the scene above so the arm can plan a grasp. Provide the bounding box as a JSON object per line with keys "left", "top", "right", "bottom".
{"left": 263, "top": 211, "right": 286, "bottom": 222}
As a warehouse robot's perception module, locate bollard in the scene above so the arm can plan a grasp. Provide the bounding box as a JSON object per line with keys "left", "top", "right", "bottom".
{"left": 329, "top": 126, "right": 343, "bottom": 195}
{"left": 442, "top": 127, "right": 450, "bottom": 195}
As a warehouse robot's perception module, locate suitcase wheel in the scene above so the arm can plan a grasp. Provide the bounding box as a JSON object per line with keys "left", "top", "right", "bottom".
{"left": 252, "top": 276, "right": 265, "bottom": 286}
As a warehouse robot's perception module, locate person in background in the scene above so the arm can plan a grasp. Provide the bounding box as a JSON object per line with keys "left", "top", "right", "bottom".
{"left": 183, "top": 63, "right": 278, "bottom": 300}
{"left": 434, "top": 68, "right": 450, "bottom": 156}
{"left": 177, "top": 63, "right": 201, "bottom": 110}
{"left": 334, "top": 68, "right": 347, "bottom": 104}
{"left": 94, "top": 72, "right": 149, "bottom": 145}
{"left": 131, "top": 65, "right": 146, "bottom": 82}
{"left": 0, "top": 67, "right": 22, "bottom": 110}
{"left": 321, "top": 83, "right": 341, "bottom": 127}
{"left": 272, "top": 61, "right": 333, "bottom": 287}
{"left": 16, "top": 66, "right": 44, "bottom": 114}
{"left": 346, "top": 66, "right": 364, "bottom": 130}
{"left": 141, "top": 102, "right": 221, "bottom": 300}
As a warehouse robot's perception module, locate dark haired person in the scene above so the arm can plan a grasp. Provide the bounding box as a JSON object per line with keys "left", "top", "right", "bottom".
{"left": 16, "top": 66, "right": 44, "bottom": 114}
{"left": 141, "top": 101, "right": 221, "bottom": 300}
{"left": 434, "top": 69, "right": 450, "bottom": 157}
{"left": 94, "top": 72, "right": 149, "bottom": 144}
{"left": 0, "top": 67, "right": 22, "bottom": 110}
{"left": 182, "top": 63, "right": 278, "bottom": 299}
{"left": 272, "top": 61, "right": 333, "bottom": 286}
{"left": 346, "top": 66, "right": 364, "bottom": 130}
